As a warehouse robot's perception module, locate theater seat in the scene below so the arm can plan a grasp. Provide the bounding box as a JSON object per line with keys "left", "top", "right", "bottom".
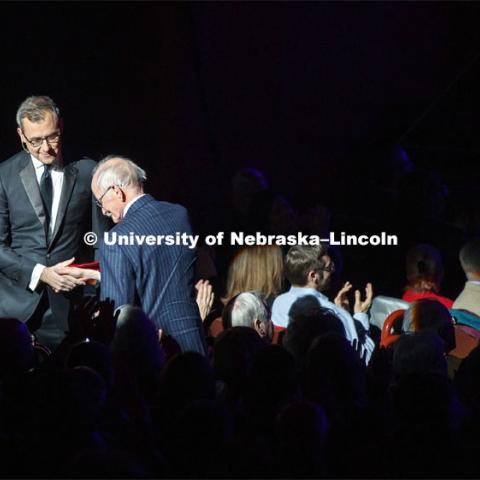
{"left": 272, "top": 325, "right": 286, "bottom": 345}
{"left": 370, "top": 295, "right": 410, "bottom": 331}
{"left": 450, "top": 309, "right": 480, "bottom": 359}
{"left": 380, "top": 309, "right": 406, "bottom": 348}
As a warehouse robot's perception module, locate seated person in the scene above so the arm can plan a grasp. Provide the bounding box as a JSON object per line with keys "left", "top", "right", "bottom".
{"left": 282, "top": 297, "right": 345, "bottom": 369}
{"left": 272, "top": 244, "right": 375, "bottom": 364}
{"left": 402, "top": 243, "right": 453, "bottom": 308}
{"left": 402, "top": 299, "right": 456, "bottom": 353}
{"left": 453, "top": 238, "right": 480, "bottom": 317}
{"left": 222, "top": 245, "right": 284, "bottom": 308}
{"left": 402, "top": 298, "right": 458, "bottom": 376}
{"left": 222, "top": 291, "right": 273, "bottom": 342}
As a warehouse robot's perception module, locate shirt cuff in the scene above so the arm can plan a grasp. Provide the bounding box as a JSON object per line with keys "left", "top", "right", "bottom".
{"left": 29, "top": 263, "right": 46, "bottom": 291}
{"left": 353, "top": 312, "right": 370, "bottom": 331}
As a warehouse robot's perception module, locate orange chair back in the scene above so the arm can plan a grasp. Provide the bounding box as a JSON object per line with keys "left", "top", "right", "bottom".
{"left": 380, "top": 309, "right": 406, "bottom": 348}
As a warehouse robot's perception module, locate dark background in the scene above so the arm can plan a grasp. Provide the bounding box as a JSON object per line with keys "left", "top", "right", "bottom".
{"left": 1, "top": 1, "right": 480, "bottom": 296}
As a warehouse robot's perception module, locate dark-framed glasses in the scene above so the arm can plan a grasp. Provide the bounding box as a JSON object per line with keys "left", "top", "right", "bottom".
{"left": 22, "top": 130, "right": 61, "bottom": 148}
{"left": 95, "top": 186, "right": 114, "bottom": 208}
{"left": 320, "top": 261, "right": 335, "bottom": 273}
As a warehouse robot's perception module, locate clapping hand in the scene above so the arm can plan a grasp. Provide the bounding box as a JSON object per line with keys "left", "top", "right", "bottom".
{"left": 354, "top": 282, "right": 373, "bottom": 314}
{"left": 93, "top": 297, "right": 118, "bottom": 344}
{"left": 334, "top": 281, "right": 353, "bottom": 312}
{"left": 68, "top": 295, "right": 98, "bottom": 340}
{"left": 195, "top": 279, "right": 215, "bottom": 321}
{"left": 68, "top": 296, "right": 118, "bottom": 344}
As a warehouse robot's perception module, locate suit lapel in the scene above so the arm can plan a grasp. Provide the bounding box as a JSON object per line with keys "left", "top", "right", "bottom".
{"left": 19, "top": 157, "right": 48, "bottom": 238}
{"left": 49, "top": 163, "right": 78, "bottom": 248}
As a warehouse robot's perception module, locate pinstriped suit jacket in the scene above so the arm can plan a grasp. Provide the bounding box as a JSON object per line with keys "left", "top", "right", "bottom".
{"left": 99, "top": 194, "right": 207, "bottom": 355}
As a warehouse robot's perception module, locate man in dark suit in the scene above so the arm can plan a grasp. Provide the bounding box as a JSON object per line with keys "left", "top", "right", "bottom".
{"left": 89, "top": 155, "right": 207, "bottom": 355}
{"left": 0, "top": 95, "right": 109, "bottom": 350}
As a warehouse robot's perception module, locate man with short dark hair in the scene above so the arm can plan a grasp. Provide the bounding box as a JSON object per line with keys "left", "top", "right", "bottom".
{"left": 271, "top": 244, "right": 375, "bottom": 363}
{"left": 0, "top": 95, "right": 109, "bottom": 351}
{"left": 453, "top": 239, "right": 480, "bottom": 317}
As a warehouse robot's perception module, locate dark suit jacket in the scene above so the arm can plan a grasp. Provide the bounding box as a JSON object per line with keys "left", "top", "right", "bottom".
{"left": 99, "top": 194, "right": 207, "bottom": 355}
{"left": 0, "top": 151, "right": 109, "bottom": 327}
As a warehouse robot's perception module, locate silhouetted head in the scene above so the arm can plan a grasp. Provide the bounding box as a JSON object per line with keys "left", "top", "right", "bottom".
{"left": 392, "top": 331, "right": 448, "bottom": 380}
{"left": 161, "top": 351, "right": 216, "bottom": 414}
{"left": 111, "top": 305, "right": 165, "bottom": 396}
{"left": 402, "top": 299, "right": 455, "bottom": 352}
{"left": 213, "top": 326, "right": 266, "bottom": 396}
{"left": 405, "top": 243, "right": 444, "bottom": 293}
{"left": 66, "top": 340, "right": 114, "bottom": 389}
{"left": 0, "top": 317, "right": 35, "bottom": 381}
{"left": 282, "top": 296, "right": 345, "bottom": 368}
{"left": 274, "top": 401, "right": 329, "bottom": 478}
{"left": 459, "top": 238, "right": 480, "bottom": 281}
{"left": 231, "top": 167, "right": 269, "bottom": 216}
{"left": 303, "top": 332, "right": 367, "bottom": 417}
{"left": 247, "top": 190, "right": 296, "bottom": 235}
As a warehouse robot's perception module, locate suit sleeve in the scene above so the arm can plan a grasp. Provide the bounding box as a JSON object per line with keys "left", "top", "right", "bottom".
{"left": 0, "top": 173, "right": 36, "bottom": 288}
{"left": 99, "top": 242, "right": 136, "bottom": 310}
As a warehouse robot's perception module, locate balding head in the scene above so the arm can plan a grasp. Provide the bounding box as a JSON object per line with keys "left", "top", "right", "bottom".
{"left": 91, "top": 155, "right": 147, "bottom": 223}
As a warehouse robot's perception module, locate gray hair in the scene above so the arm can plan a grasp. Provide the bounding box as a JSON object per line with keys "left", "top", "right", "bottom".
{"left": 231, "top": 291, "right": 270, "bottom": 328}
{"left": 93, "top": 155, "right": 147, "bottom": 191}
{"left": 16, "top": 95, "right": 60, "bottom": 127}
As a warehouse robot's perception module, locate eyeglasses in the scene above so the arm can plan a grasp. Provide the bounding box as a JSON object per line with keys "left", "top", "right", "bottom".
{"left": 22, "top": 130, "right": 61, "bottom": 148}
{"left": 320, "top": 261, "right": 335, "bottom": 273}
{"left": 95, "top": 186, "right": 114, "bottom": 208}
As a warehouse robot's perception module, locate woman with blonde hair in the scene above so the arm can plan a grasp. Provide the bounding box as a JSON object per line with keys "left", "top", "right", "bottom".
{"left": 206, "top": 245, "right": 284, "bottom": 339}
{"left": 222, "top": 245, "right": 285, "bottom": 308}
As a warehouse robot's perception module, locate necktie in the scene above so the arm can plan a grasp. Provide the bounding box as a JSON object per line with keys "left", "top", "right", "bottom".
{"left": 39, "top": 165, "right": 53, "bottom": 231}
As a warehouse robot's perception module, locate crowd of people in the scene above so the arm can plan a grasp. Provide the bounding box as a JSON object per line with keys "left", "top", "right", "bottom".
{"left": 2, "top": 95, "right": 480, "bottom": 478}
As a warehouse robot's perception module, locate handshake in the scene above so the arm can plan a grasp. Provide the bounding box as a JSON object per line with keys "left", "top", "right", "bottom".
{"left": 40, "top": 257, "right": 101, "bottom": 293}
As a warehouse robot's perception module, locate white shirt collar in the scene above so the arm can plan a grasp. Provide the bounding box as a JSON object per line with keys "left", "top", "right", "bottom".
{"left": 30, "top": 154, "right": 62, "bottom": 171}
{"left": 122, "top": 193, "right": 146, "bottom": 219}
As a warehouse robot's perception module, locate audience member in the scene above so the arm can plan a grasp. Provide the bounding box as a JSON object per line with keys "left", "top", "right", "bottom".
{"left": 402, "top": 243, "right": 454, "bottom": 308}
{"left": 454, "top": 238, "right": 480, "bottom": 317}
{"left": 392, "top": 331, "right": 448, "bottom": 381}
{"left": 247, "top": 189, "right": 297, "bottom": 236}
{"left": 272, "top": 244, "right": 375, "bottom": 363}
{"left": 222, "top": 245, "right": 284, "bottom": 308}
{"left": 2, "top": 150, "right": 480, "bottom": 479}
{"left": 274, "top": 401, "right": 329, "bottom": 478}
{"left": 213, "top": 326, "right": 266, "bottom": 408}
{"left": 222, "top": 291, "right": 273, "bottom": 341}
{"left": 0, "top": 317, "right": 35, "bottom": 384}
{"left": 282, "top": 296, "right": 345, "bottom": 369}
{"left": 402, "top": 298, "right": 456, "bottom": 353}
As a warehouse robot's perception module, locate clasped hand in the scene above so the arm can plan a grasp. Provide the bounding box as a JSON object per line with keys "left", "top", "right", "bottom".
{"left": 40, "top": 257, "right": 100, "bottom": 293}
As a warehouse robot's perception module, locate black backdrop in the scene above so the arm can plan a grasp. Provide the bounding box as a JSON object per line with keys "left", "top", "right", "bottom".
{"left": 1, "top": 1, "right": 480, "bottom": 216}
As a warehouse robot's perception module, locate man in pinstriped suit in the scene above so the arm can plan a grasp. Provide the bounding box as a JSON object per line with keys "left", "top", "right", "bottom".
{"left": 87, "top": 155, "right": 207, "bottom": 355}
